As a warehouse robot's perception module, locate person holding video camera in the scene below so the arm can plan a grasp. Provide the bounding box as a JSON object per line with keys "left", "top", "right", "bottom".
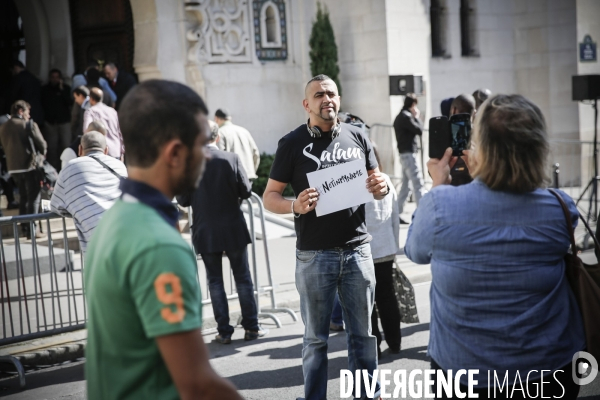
{"left": 405, "top": 94, "right": 585, "bottom": 398}
{"left": 448, "top": 94, "right": 476, "bottom": 186}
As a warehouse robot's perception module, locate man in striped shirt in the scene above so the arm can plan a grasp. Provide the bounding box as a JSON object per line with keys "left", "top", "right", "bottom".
{"left": 50, "top": 131, "right": 127, "bottom": 252}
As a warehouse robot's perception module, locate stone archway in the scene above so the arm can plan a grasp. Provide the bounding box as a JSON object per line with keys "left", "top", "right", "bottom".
{"left": 8, "top": 0, "right": 206, "bottom": 95}
{"left": 129, "top": 0, "right": 205, "bottom": 97}
{"left": 13, "top": 0, "right": 74, "bottom": 80}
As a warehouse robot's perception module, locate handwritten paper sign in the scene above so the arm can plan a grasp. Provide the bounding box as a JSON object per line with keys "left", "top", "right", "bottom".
{"left": 307, "top": 159, "right": 374, "bottom": 217}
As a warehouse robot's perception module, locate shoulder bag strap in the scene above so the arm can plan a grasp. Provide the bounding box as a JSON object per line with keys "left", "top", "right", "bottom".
{"left": 548, "top": 188, "right": 600, "bottom": 253}
{"left": 89, "top": 155, "right": 123, "bottom": 180}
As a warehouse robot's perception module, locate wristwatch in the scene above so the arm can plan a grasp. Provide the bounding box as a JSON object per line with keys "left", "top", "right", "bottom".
{"left": 381, "top": 182, "right": 390, "bottom": 197}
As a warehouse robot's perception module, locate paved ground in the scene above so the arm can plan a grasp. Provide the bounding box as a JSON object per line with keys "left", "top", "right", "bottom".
{"left": 1, "top": 200, "right": 600, "bottom": 399}
{"left": 0, "top": 282, "right": 432, "bottom": 399}
{"left": 2, "top": 280, "right": 600, "bottom": 399}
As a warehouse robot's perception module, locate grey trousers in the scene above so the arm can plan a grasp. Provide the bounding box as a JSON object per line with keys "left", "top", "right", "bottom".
{"left": 398, "top": 152, "right": 427, "bottom": 214}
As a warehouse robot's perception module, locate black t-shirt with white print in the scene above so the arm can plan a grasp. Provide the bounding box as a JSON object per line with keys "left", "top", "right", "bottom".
{"left": 270, "top": 122, "right": 378, "bottom": 250}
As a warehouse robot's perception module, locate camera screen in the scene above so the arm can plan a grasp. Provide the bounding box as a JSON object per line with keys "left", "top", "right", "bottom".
{"left": 450, "top": 120, "right": 471, "bottom": 155}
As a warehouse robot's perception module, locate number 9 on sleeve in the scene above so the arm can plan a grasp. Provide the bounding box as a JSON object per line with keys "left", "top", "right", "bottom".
{"left": 154, "top": 273, "right": 185, "bottom": 324}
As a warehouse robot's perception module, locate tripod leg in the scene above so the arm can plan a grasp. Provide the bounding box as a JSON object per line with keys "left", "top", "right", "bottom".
{"left": 576, "top": 178, "right": 595, "bottom": 205}
{"left": 587, "top": 178, "right": 596, "bottom": 224}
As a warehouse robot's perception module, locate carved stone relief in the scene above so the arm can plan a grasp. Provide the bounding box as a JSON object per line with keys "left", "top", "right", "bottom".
{"left": 185, "top": 0, "right": 252, "bottom": 63}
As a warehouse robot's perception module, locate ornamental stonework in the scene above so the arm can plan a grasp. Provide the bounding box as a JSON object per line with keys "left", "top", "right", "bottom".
{"left": 186, "top": 0, "right": 252, "bottom": 63}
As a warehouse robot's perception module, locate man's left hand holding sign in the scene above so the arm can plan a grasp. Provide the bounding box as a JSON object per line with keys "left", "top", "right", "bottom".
{"left": 366, "top": 170, "right": 389, "bottom": 198}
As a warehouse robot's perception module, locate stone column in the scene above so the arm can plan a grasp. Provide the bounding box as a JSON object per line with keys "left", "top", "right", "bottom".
{"left": 130, "top": 0, "right": 162, "bottom": 81}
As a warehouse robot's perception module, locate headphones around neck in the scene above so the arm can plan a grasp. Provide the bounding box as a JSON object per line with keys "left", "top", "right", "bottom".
{"left": 306, "top": 118, "right": 341, "bottom": 139}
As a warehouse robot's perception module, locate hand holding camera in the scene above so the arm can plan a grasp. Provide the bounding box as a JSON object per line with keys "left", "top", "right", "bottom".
{"left": 427, "top": 147, "right": 454, "bottom": 187}
{"left": 429, "top": 113, "right": 473, "bottom": 186}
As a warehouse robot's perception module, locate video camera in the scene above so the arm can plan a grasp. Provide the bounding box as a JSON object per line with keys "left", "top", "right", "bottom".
{"left": 428, "top": 113, "right": 472, "bottom": 159}
{"left": 429, "top": 113, "right": 473, "bottom": 186}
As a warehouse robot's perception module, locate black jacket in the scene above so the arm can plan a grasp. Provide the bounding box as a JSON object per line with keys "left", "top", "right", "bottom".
{"left": 8, "top": 70, "right": 44, "bottom": 124}
{"left": 177, "top": 146, "right": 252, "bottom": 254}
{"left": 41, "top": 83, "right": 72, "bottom": 124}
{"left": 111, "top": 71, "right": 137, "bottom": 110}
{"left": 393, "top": 108, "right": 423, "bottom": 154}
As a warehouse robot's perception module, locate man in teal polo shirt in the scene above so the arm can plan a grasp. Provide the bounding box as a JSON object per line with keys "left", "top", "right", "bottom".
{"left": 84, "top": 80, "right": 242, "bottom": 399}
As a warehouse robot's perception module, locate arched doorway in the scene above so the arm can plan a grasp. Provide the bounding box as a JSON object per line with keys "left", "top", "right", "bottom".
{"left": 69, "top": 0, "right": 135, "bottom": 75}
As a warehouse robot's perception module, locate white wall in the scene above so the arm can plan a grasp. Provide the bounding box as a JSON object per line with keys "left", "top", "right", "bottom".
{"left": 325, "top": 0, "right": 392, "bottom": 126}
{"left": 190, "top": 0, "right": 306, "bottom": 154}
{"left": 149, "top": 0, "right": 582, "bottom": 156}
{"left": 575, "top": 0, "right": 600, "bottom": 187}
{"left": 428, "top": 0, "right": 516, "bottom": 118}
{"left": 510, "top": 0, "right": 580, "bottom": 185}
{"left": 191, "top": 0, "right": 394, "bottom": 154}
{"left": 202, "top": 62, "right": 306, "bottom": 154}
{"left": 386, "top": 0, "right": 432, "bottom": 123}
{"left": 426, "top": 0, "right": 578, "bottom": 140}
{"left": 379, "top": 0, "right": 432, "bottom": 178}
{"left": 199, "top": 0, "right": 305, "bottom": 154}
{"left": 577, "top": 0, "right": 600, "bottom": 143}
{"left": 513, "top": 0, "right": 578, "bottom": 141}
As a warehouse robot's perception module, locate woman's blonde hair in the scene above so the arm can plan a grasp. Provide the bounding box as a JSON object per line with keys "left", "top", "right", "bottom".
{"left": 469, "top": 94, "right": 549, "bottom": 193}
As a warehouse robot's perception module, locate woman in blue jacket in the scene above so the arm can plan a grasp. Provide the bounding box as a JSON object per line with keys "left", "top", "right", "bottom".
{"left": 405, "top": 94, "right": 585, "bottom": 399}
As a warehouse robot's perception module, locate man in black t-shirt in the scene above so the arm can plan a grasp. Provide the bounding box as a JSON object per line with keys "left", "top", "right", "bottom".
{"left": 264, "top": 75, "right": 389, "bottom": 400}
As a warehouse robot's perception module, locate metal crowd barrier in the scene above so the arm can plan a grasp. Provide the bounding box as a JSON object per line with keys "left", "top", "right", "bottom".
{"left": 0, "top": 193, "right": 297, "bottom": 343}
{"left": 0, "top": 212, "right": 84, "bottom": 388}
{"left": 190, "top": 192, "right": 297, "bottom": 329}
{"left": 0, "top": 194, "right": 298, "bottom": 387}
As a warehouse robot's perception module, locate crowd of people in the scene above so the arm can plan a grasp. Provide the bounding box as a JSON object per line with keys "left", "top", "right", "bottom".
{"left": 0, "top": 60, "right": 136, "bottom": 226}
{"left": 0, "top": 59, "right": 590, "bottom": 400}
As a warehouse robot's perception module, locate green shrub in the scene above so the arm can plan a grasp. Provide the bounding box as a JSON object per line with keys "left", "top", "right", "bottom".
{"left": 253, "top": 153, "right": 295, "bottom": 197}
{"left": 309, "top": 2, "right": 342, "bottom": 95}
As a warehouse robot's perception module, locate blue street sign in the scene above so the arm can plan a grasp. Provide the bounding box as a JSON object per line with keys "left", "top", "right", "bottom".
{"left": 580, "top": 35, "right": 597, "bottom": 62}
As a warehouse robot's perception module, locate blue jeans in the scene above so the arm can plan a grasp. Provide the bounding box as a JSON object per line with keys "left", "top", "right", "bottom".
{"left": 201, "top": 248, "right": 259, "bottom": 336}
{"left": 295, "top": 243, "right": 380, "bottom": 400}
{"left": 398, "top": 152, "right": 426, "bottom": 214}
{"left": 331, "top": 293, "right": 343, "bottom": 325}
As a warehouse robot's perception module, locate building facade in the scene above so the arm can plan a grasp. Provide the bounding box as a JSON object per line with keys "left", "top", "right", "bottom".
{"left": 1, "top": 0, "right": 598, "bottom": 177}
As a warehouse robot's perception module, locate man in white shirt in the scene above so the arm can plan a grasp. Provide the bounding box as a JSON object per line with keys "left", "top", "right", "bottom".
{"left": 50, "top": 131, "right": 127, "bottom": 252}
{"left": 83, "top": 88, "right": 124, "bottom": 159}
{"left": 61, "top": 120, "right": 107, "bottom": 170}
{"left": 214, "top": 108, "right": 260, "bottom": 180}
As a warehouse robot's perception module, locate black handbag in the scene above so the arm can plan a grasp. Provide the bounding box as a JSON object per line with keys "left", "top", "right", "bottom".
{"left": 392, "top": 259, "right": 420, "bottom": 324}
{"left": 37, "top": 159, "right": 58, "bottom": 197}
{"left": 22, "top": 121, "right": 58, "bottom": 196}
{"left": 548, "top": 189, "right": 600, "bottom": 361}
